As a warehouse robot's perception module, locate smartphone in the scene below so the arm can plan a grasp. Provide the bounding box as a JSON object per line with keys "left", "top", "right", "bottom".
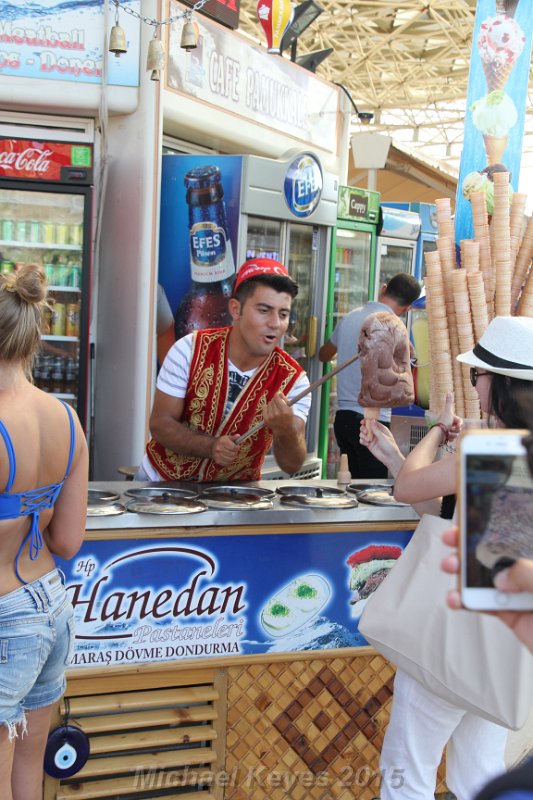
{"left": 458, "top": 429, "right": 533, "bottom": 611}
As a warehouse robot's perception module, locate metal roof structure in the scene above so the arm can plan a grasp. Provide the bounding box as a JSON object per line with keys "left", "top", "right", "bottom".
{"left": 237, "top": 0, "right": 533, "bottom": 179}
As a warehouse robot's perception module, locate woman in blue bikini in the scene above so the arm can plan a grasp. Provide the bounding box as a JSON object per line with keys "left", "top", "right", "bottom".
{"left": 0, "top": 264, "right": 88, "bottom": 800}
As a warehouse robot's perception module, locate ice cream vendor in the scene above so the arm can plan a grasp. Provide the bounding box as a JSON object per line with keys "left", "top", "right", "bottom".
{"left": 136, "top": 259, "right": 311, "bottom": 482}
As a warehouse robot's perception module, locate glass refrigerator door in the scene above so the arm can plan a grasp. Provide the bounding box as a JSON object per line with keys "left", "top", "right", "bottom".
{"left": 284, "top": 222, "right": 320, "bottom": 378}
{"left": 0, "top": 187, "right": 85, "bottom": 415}
{"left": 245, "top": 216, "right": 282, "bottom": 260}
{"left": 333, "top": 228, "right": 372, "bottom": 322}
{"left": 325, "top": 226, "right": 373, "bottom": 477}
{"left": 375, "top": 237, "right": 416, "bottom": 297}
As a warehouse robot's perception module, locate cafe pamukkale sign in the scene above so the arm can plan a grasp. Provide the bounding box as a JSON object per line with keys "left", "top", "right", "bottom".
{"left": 167, "top": 0, "right": 339, "bottom": 153}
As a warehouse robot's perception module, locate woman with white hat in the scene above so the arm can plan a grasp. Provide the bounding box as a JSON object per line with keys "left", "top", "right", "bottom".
{"left": 360, "top": 315, "right": 533, "bottom": 800}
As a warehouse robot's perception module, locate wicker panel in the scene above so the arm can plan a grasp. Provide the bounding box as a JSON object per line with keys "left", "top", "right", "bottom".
{"left": 225, "top": 654, "right": 447, "bottom": 800}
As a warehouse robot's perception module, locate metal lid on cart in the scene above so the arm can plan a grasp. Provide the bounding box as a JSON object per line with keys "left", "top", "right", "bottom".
{"left": 126, "top": 497, "right": 208, "bottom": 515}
{"left": 88, "top": 488, "right": 120, "bottom": 503}
{"left": 198, "top": 485, "right": 274, "bottom": 509}
{"left": 87, "top": 502, "right": 126, "bottom": 517}
{"left": 125, "top": 487, "right": 198, "bottom": 501}
{"left": 277, "top": 485, "right": 358, "bottom": 508}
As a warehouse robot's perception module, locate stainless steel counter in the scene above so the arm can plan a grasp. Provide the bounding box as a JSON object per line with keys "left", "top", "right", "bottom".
{"left": 86, "top": 479, "right": 419, "bottom": 531}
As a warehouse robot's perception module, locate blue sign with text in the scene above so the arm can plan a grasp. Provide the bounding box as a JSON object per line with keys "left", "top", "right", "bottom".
{"left": 59, "top": 529, "right": 414, "bottom": 667}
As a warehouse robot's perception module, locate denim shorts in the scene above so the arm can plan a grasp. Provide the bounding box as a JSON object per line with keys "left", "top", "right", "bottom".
{"left": 0, "top": 569, "right": 74, "bottom": 730}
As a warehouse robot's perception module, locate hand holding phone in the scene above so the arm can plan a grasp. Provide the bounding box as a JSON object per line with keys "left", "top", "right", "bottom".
{"left": 458, "top": 429, "right": 533, "bottom": 611}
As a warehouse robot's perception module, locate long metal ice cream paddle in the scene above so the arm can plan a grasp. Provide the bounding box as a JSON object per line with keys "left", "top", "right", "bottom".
{"left": 234, "top": 352, "right": 361, "bottom": 445}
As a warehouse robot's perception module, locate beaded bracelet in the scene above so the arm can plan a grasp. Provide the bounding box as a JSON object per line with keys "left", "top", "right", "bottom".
{"left": 434, "top": 421, "right": 450, "bottom": 444}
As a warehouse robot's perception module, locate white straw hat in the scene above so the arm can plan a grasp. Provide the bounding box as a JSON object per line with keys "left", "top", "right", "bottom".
{"left": 457, "top": 316, "right": 533, "bottom": 381}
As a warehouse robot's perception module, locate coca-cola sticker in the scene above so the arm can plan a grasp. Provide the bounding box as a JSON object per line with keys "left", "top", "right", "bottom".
{"left": 0, "top": 138, "right": 90, "bottom": 181}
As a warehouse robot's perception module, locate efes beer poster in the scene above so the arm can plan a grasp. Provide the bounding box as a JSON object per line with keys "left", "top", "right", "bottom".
{"left": 455, "top": 0, "right": 533, "bottom": 243}
{"left": 57, "top": 529, "right": 413, "bottom": 667}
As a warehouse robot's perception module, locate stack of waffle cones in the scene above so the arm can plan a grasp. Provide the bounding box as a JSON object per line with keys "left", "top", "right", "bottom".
{"left": 424, "top": 172, "right": 533, "bottom": 419}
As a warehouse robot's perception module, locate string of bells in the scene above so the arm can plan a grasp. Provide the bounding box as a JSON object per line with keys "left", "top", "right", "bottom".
{"left": 109, "top": 0, "right": 200, "bottom": 81}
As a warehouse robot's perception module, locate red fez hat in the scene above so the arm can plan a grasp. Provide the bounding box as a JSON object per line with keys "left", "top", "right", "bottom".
{"left": 233, "top": 258, "right": 290, "bottom": 293}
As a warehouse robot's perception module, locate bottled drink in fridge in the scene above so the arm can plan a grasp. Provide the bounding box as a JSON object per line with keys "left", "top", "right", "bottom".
{"left": 174, "top": 166, "right": 235, "bottom": 339}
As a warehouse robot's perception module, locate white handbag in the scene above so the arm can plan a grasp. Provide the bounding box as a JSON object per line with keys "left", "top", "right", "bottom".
{"left": 358, "top": 514, "right": 533, "bottom": 730}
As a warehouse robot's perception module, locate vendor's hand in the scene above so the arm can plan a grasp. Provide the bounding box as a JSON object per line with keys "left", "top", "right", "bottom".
{"left": 437, "top": 392, "right": 463, "bottom": 442}
{"left": 441, "top": 526, "right": 533, "bottom": 653}
{"left": 360, "top": 419, "right": 404, "bottom": 477}
{"left": 210, "top": 434, "right": 240, "bottom": 466}
{"left": 262, "top": 392, "right": 294, "bottom": 434}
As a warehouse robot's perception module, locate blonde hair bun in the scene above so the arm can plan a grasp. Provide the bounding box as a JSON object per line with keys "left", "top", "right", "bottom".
{"left": 5, "top": 263, "right": 48, "bottom": 305}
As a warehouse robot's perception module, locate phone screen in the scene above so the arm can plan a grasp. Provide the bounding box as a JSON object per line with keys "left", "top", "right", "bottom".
{"left": 465, "top": 451, "right": 533, "bottom": 588}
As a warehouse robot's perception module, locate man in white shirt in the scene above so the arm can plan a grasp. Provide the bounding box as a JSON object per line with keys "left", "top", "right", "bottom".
{"left": 319, "top": 273, "right": 421, "bottom": 479}
{"left": 139, "top": 258, "right": 311, "bottom": 482}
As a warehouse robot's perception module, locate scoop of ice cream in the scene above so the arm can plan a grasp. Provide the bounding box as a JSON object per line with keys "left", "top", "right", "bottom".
{"left": 478, "top": 15, "right": 526, "bottom": 67}
{"left": 471, "top": 91, "right": 517, "bottom": 136}
{"left": 462, "top": 170, "right": 491, "bottom": 201}
{"left": 357, "top": 312, "right": 414, "bottom": 408}
{"left": 462, "top": 167, "right": 514, "bottom": 215}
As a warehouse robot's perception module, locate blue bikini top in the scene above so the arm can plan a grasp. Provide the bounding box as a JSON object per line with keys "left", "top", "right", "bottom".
{"left": 0, "top": 401, "right": 75, "bottom": 584}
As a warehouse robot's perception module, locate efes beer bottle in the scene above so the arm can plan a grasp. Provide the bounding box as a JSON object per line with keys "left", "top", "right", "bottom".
{"left": 175, "top": 166, "right": 235, "bottom": 339}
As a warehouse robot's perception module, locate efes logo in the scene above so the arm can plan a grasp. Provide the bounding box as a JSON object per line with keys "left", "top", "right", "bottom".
{"left": 283, "top": 154, "right": 322, "bottom": 218}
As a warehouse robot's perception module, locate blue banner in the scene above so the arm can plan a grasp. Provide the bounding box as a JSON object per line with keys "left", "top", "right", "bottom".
{"left": 455, "top": 0, "right": 533, "bottom": 243}
{"left": 0, "top": 1, "right": 141, "bottom": 86}
{"left": 58, "top": 528, "right": 414, "bottom": 667}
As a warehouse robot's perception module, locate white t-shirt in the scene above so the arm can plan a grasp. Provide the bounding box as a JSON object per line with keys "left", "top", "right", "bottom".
{"left": 140, "top": 334, "right": 311, "bottom": 480}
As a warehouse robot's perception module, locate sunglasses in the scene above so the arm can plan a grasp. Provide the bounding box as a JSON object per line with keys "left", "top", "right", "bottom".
{"left": 469, "top": 367, "right": 490, "bottom": 387}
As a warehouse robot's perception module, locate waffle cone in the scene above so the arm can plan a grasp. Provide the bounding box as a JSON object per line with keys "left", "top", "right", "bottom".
{"left": 482, "top": 59, "right": 515, "bottom": 93}
{"left": 483, "top": 134, "right": 508, "bottom": 166}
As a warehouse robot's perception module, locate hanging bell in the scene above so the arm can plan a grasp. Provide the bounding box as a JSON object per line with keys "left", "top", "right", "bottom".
{"left": 180, "top": 19, "right": 199, "bottom": 51}
{"left": 109, "top": 24, "right": 127, "bottom": 57}
{"left": 146, "top": 35, "right": 165, "bottom": 81}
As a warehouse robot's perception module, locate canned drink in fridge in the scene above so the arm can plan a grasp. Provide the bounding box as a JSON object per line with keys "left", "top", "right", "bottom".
{"left": 41, "top": 306, "right": 52, "bottom": 334}
{"left": 51, "top": 303, "right": 66, "bottom": 336}
{"left": 68, "top": 264, "right": 82, "bottom": 288}
{"left": 43, "top": 223, "right": 55, "bottom": 244}
{"left": 55, "top": 223, "right": 68, "bottom": 245}
{"left": 15, "top": 221, "right": 27, "bottom": 242}
{"left": 55, "top": 264, "right": 69, "bottom": 286}
{"left": 2, "top": 219, "right": 14, "bottom": 240}
{"left": 69, "top": 223, "right": 83, "bottom": 247}
{"left": 0, "top": 260, "right": 15, "bottom": 274}
{"left": 65, "top": 303, "right": 80, "bottom": 337}
{"left": 28, "top": 220, "right": 40, "bottom": 243}
{"left": 44, "top": 264, "right": 56, "bottom": 284}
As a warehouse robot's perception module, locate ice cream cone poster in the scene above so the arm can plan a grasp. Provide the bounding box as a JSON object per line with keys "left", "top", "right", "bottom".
{"left": 455, "top": 0, "right": 533, "bottom": 245}
{"left": 256, "top": 0, "right": 293, "bottom": 53}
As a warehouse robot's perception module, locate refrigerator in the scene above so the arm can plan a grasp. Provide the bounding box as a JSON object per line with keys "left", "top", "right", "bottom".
{"left": 382, "top": 202, "right": 437, "bottom": 282}
{"left": 0, "top": 137, "right": 93, "bottom": 431}
{"left": 317, "top": 185, "right": 380, "bottom": 478}
{"left": 158, "top": 151, "right": 338, "bottom": 477}
{"left": 375, "top": 206, "right": 420, "bottom": 296}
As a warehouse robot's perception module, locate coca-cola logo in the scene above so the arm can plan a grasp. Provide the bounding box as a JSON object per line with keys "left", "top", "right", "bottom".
{"left": 0, "top": 147, "right": 53, "bottom": 174}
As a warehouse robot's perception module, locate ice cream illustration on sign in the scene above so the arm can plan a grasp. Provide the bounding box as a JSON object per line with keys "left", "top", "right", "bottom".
{"left": 346, "top": 544, "right": 402, "bottom": 618}
{"left": 475, "top": 12, "right": 525, "bottom": 169}
{"left": 471, "top": 91, "right": 517, "bottom": 165}
{"left": 478, "top": 14, "right": 525, "bottom": 92}
{"left": 260, "top": 574, "right": 331, "bottom": 637}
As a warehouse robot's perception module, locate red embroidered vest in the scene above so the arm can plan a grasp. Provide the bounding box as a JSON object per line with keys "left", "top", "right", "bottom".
{"left": 146, "top": 327, "right": 303, "bottom": 482}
